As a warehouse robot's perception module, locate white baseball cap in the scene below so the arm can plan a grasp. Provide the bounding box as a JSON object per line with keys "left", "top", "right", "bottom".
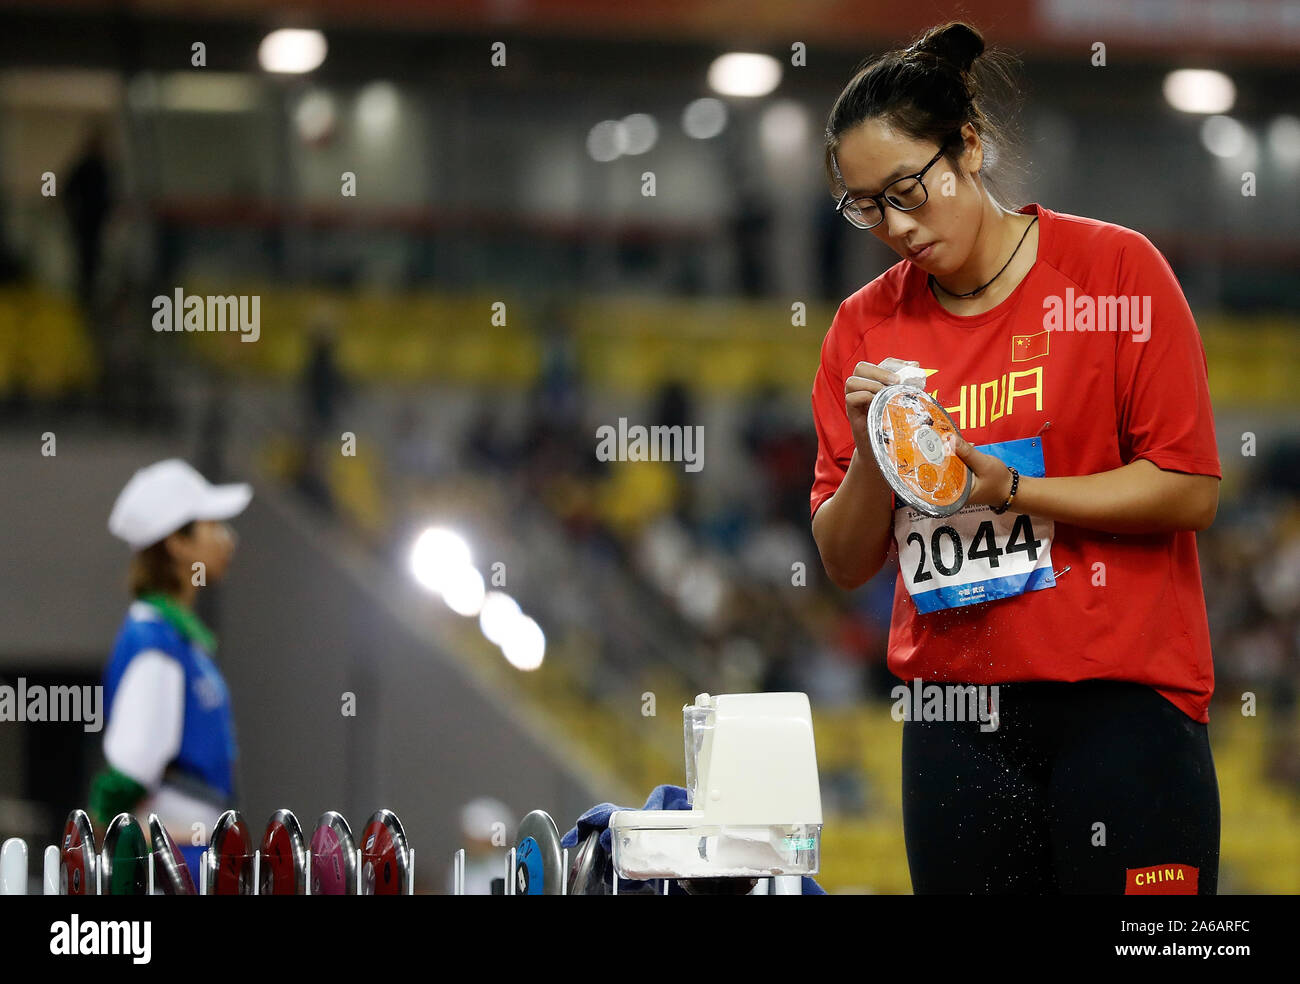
{"left": 108, "top": 459, "right": 252, "bottom": 551}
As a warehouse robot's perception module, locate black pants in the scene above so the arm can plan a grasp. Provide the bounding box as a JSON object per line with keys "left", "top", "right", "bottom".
{"left": 901, "top": 680, "right": 1220, "bottom": 894}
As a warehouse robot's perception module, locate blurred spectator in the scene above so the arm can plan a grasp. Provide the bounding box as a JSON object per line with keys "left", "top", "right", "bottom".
{"left": 62, "top": 129, "right": 113, "bottom": 312}
{"left": 302, "top": 320, "right": 348, "bottom": 439}
{"left": 295, "top": 318, "right": 350, "bottom": 513}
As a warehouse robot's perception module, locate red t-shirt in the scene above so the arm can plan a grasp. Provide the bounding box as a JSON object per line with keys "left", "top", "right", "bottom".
{"left": 810, "top": 203, "right": 1221, "bottom": 722}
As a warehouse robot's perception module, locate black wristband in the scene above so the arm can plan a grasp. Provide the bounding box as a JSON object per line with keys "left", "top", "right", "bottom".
{"left": 991, "top": 466, "right": 1019, "bottom": 515}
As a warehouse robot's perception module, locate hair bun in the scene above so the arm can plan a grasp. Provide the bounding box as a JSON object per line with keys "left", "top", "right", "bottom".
{"left": 913, "top": 21, "right": 984, "bottom": 74}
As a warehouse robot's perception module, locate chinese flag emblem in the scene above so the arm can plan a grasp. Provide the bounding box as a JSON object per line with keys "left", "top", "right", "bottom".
{"left": 1012, "top": 330, "right": 1049, "bottom": 362}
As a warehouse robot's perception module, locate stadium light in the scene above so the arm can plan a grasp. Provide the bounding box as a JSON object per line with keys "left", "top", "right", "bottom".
{"left": 479, "top": 591, "right": 522, "bottom": 645}
{"left": 760, "top": 99, "right": 810, "bottom": 157}
{"left": 586, "top": 119, "right": 626, "bottom": 162}
{"left": 682, "top": 97, "right": 727, "bottom": 139}
{"left": 357, "top": 81, "right": 400, "bottom": 140}
{"left": 294, "top": 90, "right": 335, "bottom": 143}
{"left": 500, "top": 615, "right": 545, "bottom": 671}
{"left": 1163, "top": 69, "right": 1235, "bottom": 114}
{"left": 707, "top": 53, "right": 781, "bottom": 98}
{"left": 259, "top": 29, "right": 328, "bottom": 74}
{"left": 1267, "top": 115, "right": 1300, "bottom": 168}
{"left": 1200, "top": 115, "right": 1248, "bottom": 158}
{"left": 409, "top": 527, "right": 473, "bottom": 595}
{"left": 621, "top": 113, "right": 658, "bottom": 155}
{"left": 442, "top": 566, "right": 486, "bottom": 617}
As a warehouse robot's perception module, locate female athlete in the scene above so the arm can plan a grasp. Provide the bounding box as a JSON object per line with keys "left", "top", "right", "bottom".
{"left": 811, "top": 22, "right": 1222, "bottom": 893}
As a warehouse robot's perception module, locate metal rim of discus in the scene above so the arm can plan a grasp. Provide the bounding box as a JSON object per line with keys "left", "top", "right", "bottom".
{"left": 210, "top": 809, "right": 254, "bottom": 896}
{"left": 310, "top": 811, "right": 358, "bottom": 895}
{"left": 514, "top": 810, "right": 563, "bottom": 896}
{"left": 360, "top": 809, "right": 410, "bottom": 895}
{"left": 102, "top": 813, "right": 149, "bottom": 896}
{"left": 867, "top": 382, "right": 973, "bottom": 519}
{"left": 567, "top": 828, "right": 608, "bottom": 896}
{"left": 148, "top": 813, "right": 196, "bottom": 895}
{"left": 261, "top": 808, "right": 307, "bottom": 896}
{"left": 61, "top": 809, "right": 96, "bottom": 896}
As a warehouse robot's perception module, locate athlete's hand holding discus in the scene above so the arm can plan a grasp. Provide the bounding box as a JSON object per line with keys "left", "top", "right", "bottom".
{"left": 823, "top": 357, "right": 1013, "bottom": 589}
{"left": 842, "top": 360, "right": 898, "bottom": 460}
{"left": 950, "top": 436, "right": 1015, "bottom": 509}
{"left": 844, "top": 360, "right": 1015, "bottom": 512}
{"left": 813, "top": 360, "right": 903, "bottom": 590}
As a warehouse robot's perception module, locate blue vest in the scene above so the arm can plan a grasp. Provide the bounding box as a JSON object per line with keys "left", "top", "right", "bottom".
{"left": 103, "top": 600, "right": 237, "bottom": 802}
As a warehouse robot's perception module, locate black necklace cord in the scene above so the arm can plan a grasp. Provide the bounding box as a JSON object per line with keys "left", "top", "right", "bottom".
{"left": 928, "top": 214, "right": 1039, "bottom": 300}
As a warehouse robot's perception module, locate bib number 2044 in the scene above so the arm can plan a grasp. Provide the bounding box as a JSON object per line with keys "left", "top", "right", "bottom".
{"left": 906, "top": 514, "right": 1042, "bottom": 583}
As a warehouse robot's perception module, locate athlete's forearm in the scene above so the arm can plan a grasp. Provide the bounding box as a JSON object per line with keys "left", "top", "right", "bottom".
{"left": 1010, "top": 459, "right": 1219, "bottom": 535}
{"left": 812, "top": 449, "right": 896, "bottom": 589}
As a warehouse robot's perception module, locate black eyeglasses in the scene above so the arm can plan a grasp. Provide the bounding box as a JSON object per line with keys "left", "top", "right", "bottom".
{"left": 834, "top": 145, "right": 948, "bottom": 230}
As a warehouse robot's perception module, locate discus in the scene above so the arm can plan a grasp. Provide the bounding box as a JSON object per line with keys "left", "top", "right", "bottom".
{"left": 309, "top": 811, "right": 358, "bottom": 895}
{"left": 148, "top": 814, "right": 196, "bottom": 896}
{"left": 60, "top": 810, "right": 96, "bottom": 896}
{"left": 359, "top": 809, "right": 410, "bottom": 896}
{"left": 514, "top": 810, "right": 562, "bottom": 896}
{"left": 209, "top": 810, "right": 255, "bottom": 896}
{"left": 101, "top": 814, "right": 149, "bottom": 896}
{"left": 868, "top": 383, "right": 972, "bottom": 517}
{"left": 260, "top": 809, "right": 307, "bottom": 896}
{"left": 567, "top": 828, "right": 608, "bottom": 895}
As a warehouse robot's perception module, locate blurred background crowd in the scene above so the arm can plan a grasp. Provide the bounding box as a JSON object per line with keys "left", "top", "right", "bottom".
{"left": 0, "top": 0, "right": 1297, "bottom": 892}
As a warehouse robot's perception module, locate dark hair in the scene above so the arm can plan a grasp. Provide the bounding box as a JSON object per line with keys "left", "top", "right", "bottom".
{"left": 129, "top": 520, "right": 195, "bottom": 598}
{"left": 824, "top": 22, "right": 1023, "bottom": 200}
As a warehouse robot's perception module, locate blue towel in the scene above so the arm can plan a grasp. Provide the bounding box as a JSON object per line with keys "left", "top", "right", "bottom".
{"left": 561, "top": 784, "right": 826, "bottom": 895}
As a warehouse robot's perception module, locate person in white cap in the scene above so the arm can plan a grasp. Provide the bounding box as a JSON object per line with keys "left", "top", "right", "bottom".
{"left": 90, "top": 459, "right": 252, "bottom": 877}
